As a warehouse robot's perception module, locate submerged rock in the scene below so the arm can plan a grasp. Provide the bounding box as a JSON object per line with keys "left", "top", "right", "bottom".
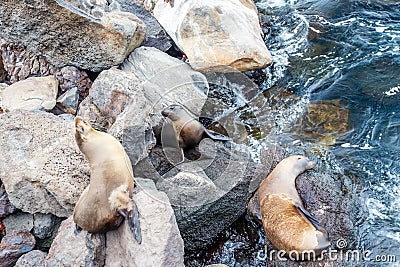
{"left": 293, "top": 100, "right": 349, "bottom": 145}
{"left": 0, "top": 230, "right": 36, "bottom": 267}
{"left": 0, "top": 76, "right": 58, "bottom": 111}
{"left": 15, "top": 250, "right": 47, "bottom": 267}
{"left": 152, "top": 0, "right": 272, "bottom": 71}
{"left": 0, "top": 110, "right": 89, "bottom": 217}
{"left": 0, "top": 0, "right": 146, "bottom": 71}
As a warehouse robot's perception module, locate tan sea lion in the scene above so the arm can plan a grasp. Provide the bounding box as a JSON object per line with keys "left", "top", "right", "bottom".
{"left": 258, "top": 155, "right": 330, "bottom": 258}
{"left": 73, "top": 116, "right": 141, "bottom": 243}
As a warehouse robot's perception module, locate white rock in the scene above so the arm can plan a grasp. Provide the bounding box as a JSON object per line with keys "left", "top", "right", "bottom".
{"left": 1, "top": 76, "right": 58, "bottom": 111}
{"left": 153, "top": 0, "right": 272, "bottom": 71}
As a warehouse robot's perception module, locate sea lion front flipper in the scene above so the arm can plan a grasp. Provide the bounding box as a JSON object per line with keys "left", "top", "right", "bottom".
{"left": 295, "top": 204, "right": 324, "bottom": 231}
{"left": 118, "top": 204, "right": 142, "bottom": 244}
{"left": 161, "top": 122, "right": 184, "bottom": 164}
{"left": 204, "top": 129, "right": 231, "bottom": 141}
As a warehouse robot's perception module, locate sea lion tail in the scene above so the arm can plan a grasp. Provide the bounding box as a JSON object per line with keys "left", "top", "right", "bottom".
{"left": 118, "top": 204, "right": 142, "bottom": 244}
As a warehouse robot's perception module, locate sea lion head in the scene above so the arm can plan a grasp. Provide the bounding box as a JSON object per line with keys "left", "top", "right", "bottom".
{"left": 286, "top": 155, "right": 317, "bottom": 173}
{"left": 161, "top": 105, "right": 190, "bottom": 122}
{"left": 74, "top": 116, "right": 125, "bottom": 163}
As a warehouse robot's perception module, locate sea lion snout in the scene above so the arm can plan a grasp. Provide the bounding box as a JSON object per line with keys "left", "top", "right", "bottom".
{"left": 74, "top": 116, "right": 93, "bottom": 143}
{"left": 306, "top": 160, "right": 317, "bottom": 170}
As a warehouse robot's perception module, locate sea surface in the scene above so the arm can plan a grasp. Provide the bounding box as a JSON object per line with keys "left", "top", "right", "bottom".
{"left": 187, "top": 0, "right": 400, "bottom": 266}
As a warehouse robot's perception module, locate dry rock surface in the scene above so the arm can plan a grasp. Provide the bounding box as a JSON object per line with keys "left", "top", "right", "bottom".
{"left": 0, "top": 231, "right": 36, "bottom": 267}
{"left": 0, "top": 110, "right": 89, "bottom": 217}
{"left": 152, "top": 0, "right": 272, "bottom": 71}
{"left": 0, "top": 76, "right": 58, "bottom": 111}
{"left": 46, "top": 178, "right": 184, "bottom": 267}
{"left": 0, "top": 0, "right": 146, "bottom": 71}
{"left": 15, "top": 250, "right": 47, "bottom": 267}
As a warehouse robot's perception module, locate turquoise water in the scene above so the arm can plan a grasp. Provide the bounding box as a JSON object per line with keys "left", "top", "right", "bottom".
{"left": 187, "top": 0, "right": 400, "bottom": 265}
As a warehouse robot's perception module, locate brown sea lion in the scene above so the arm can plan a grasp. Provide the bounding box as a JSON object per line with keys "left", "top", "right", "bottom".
{"left": 73, "top": 116, "right": 141, "bottom": 243}
{"left": 258, "top": 155, "right": 330, "bottom": 258}
{"left": 161, "top": 104, "right": 230, "bottom": 162}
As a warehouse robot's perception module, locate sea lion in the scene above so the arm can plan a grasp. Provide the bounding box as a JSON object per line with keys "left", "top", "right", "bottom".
{"left": 258, "top": 155, "right": 330, "bottom": 258}
{"left": 73, "top": 116, "right": 141, "bottom": 243}
{"left": 161, "top": 104, "right": 231, "bottom": 162}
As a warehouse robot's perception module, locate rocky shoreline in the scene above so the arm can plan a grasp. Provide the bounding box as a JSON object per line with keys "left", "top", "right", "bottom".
{"left": 0, "top": 0, "right": 358, "bottom": 266}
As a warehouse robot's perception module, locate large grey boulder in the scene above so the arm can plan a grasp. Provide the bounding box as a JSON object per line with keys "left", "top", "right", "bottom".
{"left": 0, "top": 110, "right": 89, "bottom": 217}
{"left": 141, "top": 139, "right": 269, "bottom": 251}
{"left": 78, "top": 47, "right": 208, "bottom": 165}
{"left": 105, "top": 178, "right": 184, "bottom": 267}
{"left": 152, "top": 0, "right": 272, "bottom": 71}
{"left": 3, "top": 212, "right": 34, "bottom": 233}
{"left": 0, "top": 76, "right": 58, "bottom": 111}
{"left": 46, "top": 179, "right": 184, "bottom": 267}
{"left": 46, "top": 217, "right": 106, "bottom": 267}
{"left": 0, "top": 0, "right": 146, "bottom": 71}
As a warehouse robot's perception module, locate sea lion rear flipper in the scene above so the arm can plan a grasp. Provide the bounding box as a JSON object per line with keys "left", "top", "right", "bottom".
{"left": 119, "top": 204, "right": 142, "bottom": 244}
{"left": 295, "top": 205, "right": 324, "bottom": 231}
{"left": 204, "top": 129, "right": 231, "bottom": 141}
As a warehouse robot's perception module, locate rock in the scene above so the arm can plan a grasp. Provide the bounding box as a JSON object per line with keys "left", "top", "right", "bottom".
{"left": 0, "top": 76, "right": 58, "bottom": 111}
{"left": 152, "top": 0, "right": 272, "bottom": 71}
{"left": 15, "top": 250, "right": 47, "bottom": 267}
{"left": 293, "top": 100, "right": 349, "bottom": 145}
{"left": 47, "top": 179, "right": 184, "bottom": 266}
{"left": 54, "top": 66, "right": 93, "bottom": 97}
{"left": 206, "top": 265, "right": 230, "bottom": 267}
{"left": 0, "top": 40, "right": 93, "bottom": 94}
{"left": 0, "top": 40, "right": 58, "bottom": 84}
{"left": 117, "top": 1, "right": 174, "bottom": 52}
{"left": 0, "top": 230, "right": 36, "bottom": 267}
{"left": 150, "top": 140, "right": 268, "bottom": 251}
{"left": 0, "top": 0, "right": 146, "bottom": 72}
{"left": 56, "top": 87, "right": 80, "bottom": 114}
{"left": 0, "top": 110, "right": 90, "bottom": 217}
{"left": 46, "top": 217, "right": 106, "bottom": 267}
{"left": 0, "top": 54, "right": 5, "bottom": 82}
{"left": 105, "top": 178, "right": 185, "bottom": 267}
{"left": 0, "top": 184, "right": 16, "bottom": 218}
{"left": 33, "top": 213, "right": 58, "bottom": 240}
{"left": 3, "top": 212, "right": 34, "bottom": 233}
{"left": 247, "top": 146, "right": 359, "bottom": 266}
{"left": 78, "top": 47, "right": 208, "bottom": 165}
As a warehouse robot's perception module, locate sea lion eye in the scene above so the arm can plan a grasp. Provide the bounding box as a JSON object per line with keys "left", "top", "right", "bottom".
{"left": 298, "top": 157, "right": 302, "bottom": 160}
{"left": 170, "top": 106, "right": 175, "bottom": 110}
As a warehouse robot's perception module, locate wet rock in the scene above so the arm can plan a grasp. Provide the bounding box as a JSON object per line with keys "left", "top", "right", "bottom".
{"left": 0, "top": 230, "right": 36, "bottom": 267}
{"left": 0, "top": 0, "right": 146, "bottom": 72}
{"left": 152, "top": 0, "right": 272, "bottom": 71}
{"left": 0, "top": 76, "right": 58, "bottom": 111}
{"left": 293, "top": 100, "right": 349, "bottom": 145}
{"left": 0, "top": 110, "right": 90, "bottom": 217}
{"left": 78, "top": 47, "right": 208, "bottom": 165}
{"left": 149, "top": 140, "right": 268, "bottom": 251}
{"left": 56, "top": 87, "right": 80, "bottom": 114}
{"left": 0, "top": 184, "right": 16, "bottom": 218}
{"left": 15, "top": 250, "right": 47, "bottom": 267}
{"left": 248, "top": 146, "right": 359, "bottom": 266}
{"left": 33, "top": 213, "right": 58, "bottom": 240}
{"left": 117, "top": 1, "right": 174, "bottom": 52}
{"left": 3, "top": 212, "right": 34, "bottom": 233}
{"left": 46, "top": 217, "right": 106, "bottom": 267}
{"left": 105, "top": 178, "right": 185, "bottom": 266}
